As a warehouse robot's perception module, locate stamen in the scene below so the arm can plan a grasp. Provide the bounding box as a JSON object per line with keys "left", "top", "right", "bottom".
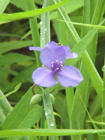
{"left": 61, "top": 65, "right": 63, "bottom": 67}
{"left": 56, "top": 60, "right": 58, "bottom": 62}
{"left": 51, "top": 61, "right": 53, "bottom": 64}
{"left": 52, "top": 65, "right": 54, "bottom": 67}
{"left": 58, "top": 42, "right": 63, "bottom": 46}
{"left": 60, "top": 61, "right": 62, "bottom": 64}
{"left": 56, "top": 67, "right": 59, "bottom": 70}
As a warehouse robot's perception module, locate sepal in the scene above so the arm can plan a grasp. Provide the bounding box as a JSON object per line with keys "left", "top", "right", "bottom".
{"left": 50, "top": 94, "right": 55, "bottom": 104}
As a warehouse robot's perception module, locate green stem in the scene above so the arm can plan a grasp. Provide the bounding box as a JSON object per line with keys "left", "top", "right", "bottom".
{"left": 40, "top": 0, "right": 50, "bottom": 48}
{"left": 40, "top": 104, "right": 45, "bottom": 140}
{"left": 40, "top": 1, "right": 56, "bottom": 140}
{"left": 43, "top": 88, "right": 55, "bottom": 129}
{"left": 43, "top": 88, "right": 55, "bottom": 140}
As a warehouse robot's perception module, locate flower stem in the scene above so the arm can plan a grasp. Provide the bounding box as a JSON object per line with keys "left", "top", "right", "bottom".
{"left": 39, "top": 104, "right": 45, "bottom": 140}
{"left": 43, "top": 88, "right": 55, "bottom": 140}
{"left": 43, "top": 88, "right": 55, "bottom": 128}
{"left": 40, "top": 0, "right": 50, "bottom": 48}
{"left": 40, "top": 0, "right": 56, "bottom": 140}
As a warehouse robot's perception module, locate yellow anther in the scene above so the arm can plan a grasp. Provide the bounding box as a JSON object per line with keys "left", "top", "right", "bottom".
{"left": 61, "top": 65, "right": 63, "bottom": 67}
{"left": 60, "top": 61, "right": 62, "bottom": 63}
{"left": 56, "top": 60, "right": 58, "bottom": 62}
{"left": 52, "top": 65, "right": 54, "bottom": 67}
{"left": 58, "top": 42, "right": 63, "bottom": 46}
{"left": 56, "top": 67, "right": 59, "bottom": 70}
{"left": 51, "top": 61, "right": 53, "bottom": 64}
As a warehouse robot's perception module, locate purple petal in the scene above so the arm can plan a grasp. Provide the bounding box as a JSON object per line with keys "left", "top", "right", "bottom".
{"left": 56, "top": 65, "right": 83, "bottom": 87}
{"left": 72, "top": 53, "right": 78, "bottom": 58}
{"left": 62, "top": 45, "right": 72, "bottom": 58}
{"left": 62, "top": 45, "right": 78, "bottom": 59}
{"left": 62, "top": 45, "right": 71, "bottom": 50}
{"left": 32, "top": 67, "right": 56, "bottom": 87}
{"left": 29, "top": 47, "right": 43, "bottom": 51}
{"left": 40, "top": 47, "right": 66, "bottom": 69}
{"left": 45, "top": 41, "right": 60, "bottom": 50}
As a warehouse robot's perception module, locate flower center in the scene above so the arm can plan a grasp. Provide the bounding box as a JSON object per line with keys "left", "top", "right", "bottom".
{"left": 51, "top": 60, "right": 63, "bottom": 73}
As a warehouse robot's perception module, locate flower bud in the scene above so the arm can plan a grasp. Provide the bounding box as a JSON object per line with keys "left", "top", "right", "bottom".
{"left": 50, "top": 94, "right": 55, "bottom": 104}
{"left": 102, "top": 65, "right": 105, "bottom": 72}
{"left": 30, "top": 94, "right": 42, "bottom": 105}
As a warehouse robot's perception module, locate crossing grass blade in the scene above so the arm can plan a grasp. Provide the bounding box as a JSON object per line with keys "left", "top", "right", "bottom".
{"left": 0, "top": 0, "right": 70, "bottom": 22}
{"left": 1, "top": 129, "right": 105, "bottom": 138}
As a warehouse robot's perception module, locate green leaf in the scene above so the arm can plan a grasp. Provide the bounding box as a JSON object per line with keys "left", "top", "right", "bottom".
{"left": 0, "top": 0, "right": 9, "bottom": 13}
{"left": 51, "top": 0, "right": 83, "bottom": 22}
{"left": 0, "top": 90, "right": 12, "bottom": 116}
{"left": 0, "top": 53, "right": 35, "bottom": 66}
{"left": 12, "top": 64, "right": 36, "bottom": 83}
{"left": 0, "top": 71, "right": 10, "bottom": 89}
{"left": 0, "top": 83, "right": 21, "bottom": 100}
{"left": 53, "top": 0, "right": 104, "bottom": 102}
{"left": 25, "top": 0, "right": 41, "bottom": 67}
{"left": 54, "top": 93, "right": 69, "bottom": 128}
{"left": 10, "top": 0, "right": 28, "bottom": 11}
{"left": 3, "top": 64, "right": 36, "bottom": 93}
{"left": 66, "top": 21, "right": 104, "bottom": 65}
{"left": 0, "top": 109, "right": 6, "bottom": 124}
{"left": 102, "top": 57, "right": 105, "bottom": 131}
{"left": 65, "top": 21, "right": 104, "bottom": 101}
{"left": 0, "top": 87, "right": 42, "bottom": 140}
{"left": 0, "top": 67, "right": 18, "bottom": 76}
{"left": 0, "top": 40, "right": 33, "bottom": 54}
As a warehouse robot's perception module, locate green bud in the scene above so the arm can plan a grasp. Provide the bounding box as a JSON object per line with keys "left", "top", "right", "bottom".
{"left": 102, "top": 65, "right": 105, "bottom": 72}
{"left": 50, "top": 94, "right": 55, "bottom": 104}
{"left": 30, "top": 94, "right": 42, "bottom": 105}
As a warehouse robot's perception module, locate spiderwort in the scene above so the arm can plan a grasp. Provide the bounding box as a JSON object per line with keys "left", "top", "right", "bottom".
{"left": 29, "top": 41, "right": 83, "bottom": 87}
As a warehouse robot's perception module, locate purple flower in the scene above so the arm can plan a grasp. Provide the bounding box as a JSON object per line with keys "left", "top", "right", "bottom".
{"left": 29, "top": 41, "right": 83, "bottom": 87}
{"left": 29, "top": 41, "right": 78, "bottom": 59}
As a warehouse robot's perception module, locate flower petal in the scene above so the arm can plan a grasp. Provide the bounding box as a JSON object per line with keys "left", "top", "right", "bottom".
{"left": 62, "top": 45, "right": 78, "bottom": 58}
{"left": 32, "top": 67, "right": 56, "bottom": 87}
{"left": 56, "top": 65, "right": 83, "bottom": 87}
{"left": 29, "top": 47, "right": 42, "bottom": 51}
{"left": 40, "top": 47, "right": 66, "bottom": 69}
{"left": 45, "top": 41, "right": 60, "bottom": 50}
{"left": 72, "top": 53, "right": 78, "bottom": 58}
